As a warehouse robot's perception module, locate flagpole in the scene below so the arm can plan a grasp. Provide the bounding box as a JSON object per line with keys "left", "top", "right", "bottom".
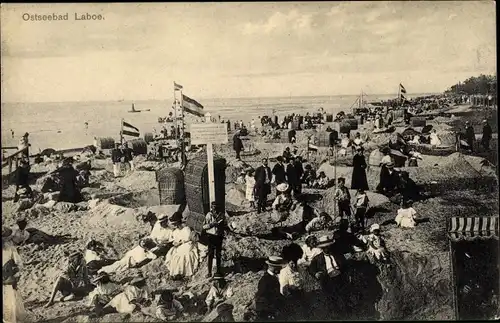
{"left": 173, "top": 83, "right": 178, "bottom": 141}
{"left": 120, "top": 118, "right": 124, "bottom": 145}
{"left": 180, "top": 87, "right": 186, "bottom": 167}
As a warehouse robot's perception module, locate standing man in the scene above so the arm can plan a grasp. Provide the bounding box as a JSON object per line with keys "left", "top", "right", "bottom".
{"left": 255, "top": 256, "right": 286, "bottom": 321}
{"left": 293, "top": 156, "right": 304, "bottom": 191}
{"left": 14, "top": 159, "right": 33, "bottom": 202}
{"left": 254, "top": 158, "right": 272, "bottom": 214}
{"left": 334, "top": 178, "right": 351, "bottom": 220}
{"left": 329, "top": 129, "right": 339, "bottom": 147}
{"left": 272, "top": 156, "right": 286, "bottom": 192}
{"left": 122, "top": 143, "right": 134, "bottom": 173}
{"left": 111, "top": 143, "right": 122, "bottom": 178}
{"left": 308, "top": 235, "right": 349, "bottom": 317}
{"left": 464, "top": 121, "right": 475, "bottom": 152}
{"left": 481, "top": 119, "right": 492, "bottom": 151}
{"left": 18, "top": 132, "right": 30, "bottom": 161}
{"left": 233, "top": 132, "right": 244, "bottom": 160}
{"left": 285, "top": 158, "right": 301, "bottom": 197}
{"left": 202, "top": 202, "right": 226, "bottom": 278}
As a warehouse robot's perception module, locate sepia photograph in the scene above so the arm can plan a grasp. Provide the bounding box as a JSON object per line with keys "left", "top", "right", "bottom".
{"left": 1, "top": 2, "right": 498, "bottom": 322}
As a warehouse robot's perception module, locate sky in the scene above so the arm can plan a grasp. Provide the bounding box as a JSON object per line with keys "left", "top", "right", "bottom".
{"left": 0, "top": 2, "right": 496, "bottom": 103}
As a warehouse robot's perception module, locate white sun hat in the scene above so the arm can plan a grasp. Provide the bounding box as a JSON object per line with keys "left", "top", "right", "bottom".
{"left": 276, "top": 183, "right": 289, "bottom": 192}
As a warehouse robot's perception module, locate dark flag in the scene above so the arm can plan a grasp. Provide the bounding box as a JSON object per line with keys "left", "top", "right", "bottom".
{"left": 122, "top": 120, "right": 140, "bottom": 137}
{"left": 182, "top": 94, "right": 205, "bottom": 117}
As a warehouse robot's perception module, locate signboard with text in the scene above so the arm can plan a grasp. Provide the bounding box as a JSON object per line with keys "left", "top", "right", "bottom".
{"left": 190, "top": 123, "right": 228, "bottom": 145}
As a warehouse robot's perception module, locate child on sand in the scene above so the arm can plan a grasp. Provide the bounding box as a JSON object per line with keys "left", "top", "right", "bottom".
{"left": 245, "top": 169, "right": 256, "bottom": 209}
{"left": 45, "top": 251, "right": 92, "bottom": 307}
{"left": 395, "top": 200, "right": 418, "bottom": 228}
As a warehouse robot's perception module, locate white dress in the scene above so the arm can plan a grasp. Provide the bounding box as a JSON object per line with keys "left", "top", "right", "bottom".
{"left": 298, "top": 244, "right": 322, "bottom": 265}
{"left": 395, "top": 207, "right": 417, "bottom": 228}
{"left": 245, "top": 175, "right": 256, "bottom": 202}
{"left": 165, "top": 227, "right": 199, "bottom": 277}
{"left": 3, "top": 242, "right": 27, "bottom": 323}
{"left": 99, "top": 246, "right": 157, "bottom": 274}
{"left": 430, "top": 133, "right": 441, "bottom": 146}
{"left": 150, "top": 222, "right": 173, "bottom": 244}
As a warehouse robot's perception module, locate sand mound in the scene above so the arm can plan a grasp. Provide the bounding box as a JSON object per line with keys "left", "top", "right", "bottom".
{"left": 117, "top": 170, "right": 157, "bottom": 191}
{"left": 321, "top": 188, "right": 390, "bottom": 217}
{"left": 226, "top": 186, "right": 247, "bottom": 207}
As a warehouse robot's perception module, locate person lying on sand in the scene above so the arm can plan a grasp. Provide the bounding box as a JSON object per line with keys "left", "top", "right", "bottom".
{"left": 45, "top": 251, "right": 92, "bottom": 307}
{"left": 103, "top": 272, "right": 152, "bottom": 314}
{"left": 305, "top": 212, "right": 334, "bottom": 233}
{"left": 311, "top": 171, "right": 330, "bottom": 189}
{"left": 85, "top": 239, "right": 115, "bottom": 274}
{"left": 147, "top": 289, "right": 185, "bottom": 321}
{"left": 297, "top": 235, "right": 322, "bottom": 266}
{"left": 11, "top": 218, "right": 73, "bottom": 248}
{"left": 98, "top": 238, "right": 158, "bottom": 275}
{"left": 86, "top": 272, "right": 121, "bottom": 314}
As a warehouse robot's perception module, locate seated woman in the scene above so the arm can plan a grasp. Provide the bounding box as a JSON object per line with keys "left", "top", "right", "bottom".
{"left": 87, "top": 272, "right": 121, "bottom": 314}
{"left": 165, "top": 212, "right": 201, "bottom": 280}
{"left": 98, "top": 238, "right": 158, "bottom": 274}
{"left": 312, "top": 171, "right": 330, "bottom": 189}
{"left": 140, "top": 211, "right": 157, "bottom": 230}
{"left": 149, "top": 215, "right": 174, "bottom": 256}
{"left": 104, "top": 273, "right": 152, "bottom": 314}
{"left": 85, "top": 239, "right": 115, "bottom": 274}
{"left": 298, "top": 235, "right": 322, "bottom": 266}
{"left": 395, "top": 200, "right": 417, "bottom": 228}
{"left": 45, "top": 251, "right": 92, "bottom": 307}
{"left": 271, "top": 184, "right": 295, "bottom": 226}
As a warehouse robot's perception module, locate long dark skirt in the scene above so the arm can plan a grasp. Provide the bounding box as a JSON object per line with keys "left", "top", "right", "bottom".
{"left": 351, "top": 166, "right": 369, "bottom": 191}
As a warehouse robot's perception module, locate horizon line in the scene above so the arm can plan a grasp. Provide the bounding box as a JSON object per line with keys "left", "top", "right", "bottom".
{"left": 1, "top": 91, "right": 442, "bottom": 105}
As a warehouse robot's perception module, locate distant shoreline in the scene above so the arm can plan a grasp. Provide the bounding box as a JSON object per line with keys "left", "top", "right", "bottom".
{"left": 1, "top": 93, "right": 441, "bottom": 106}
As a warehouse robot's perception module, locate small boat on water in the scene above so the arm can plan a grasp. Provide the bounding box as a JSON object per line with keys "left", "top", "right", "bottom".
{"left": 128, "top": 103, "right": 150, "bottom": 113}
{"left": 128, "top": 103, "right": 141, "bottom": 113}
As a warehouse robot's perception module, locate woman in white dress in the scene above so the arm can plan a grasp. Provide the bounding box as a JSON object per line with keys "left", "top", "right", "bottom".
{"left": 395, "top": 201, "right": 418, "bottom": 228}
{"left": 98, "top": 238, "right": 157, "bottom": 274}
{"left": 164, "top": 212, "right": 200, "bottom": 279}
{"left": 3, "top": 227, "right": 27, "bottom": 323}
{"left": 104, "top": 273, "right": 151, "bottom": 314}
{"left": 245, "top": 169, "right": 256, "bottom": 209}
{"left": 149, "top": 216, "right": 174, "bottom": 255}
{"left": 429, "top": 130, "right": 442, "bottom": 147}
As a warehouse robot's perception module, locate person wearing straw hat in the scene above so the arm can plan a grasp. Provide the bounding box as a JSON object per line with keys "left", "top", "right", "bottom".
{"left": 481, "top": 119, "right": 492, "bottom": 151}
{"left": 105, "top": 272, "right": 151, "bottom": 314}
{"left": 271, "top": 183, "right": 295, "bottom": 226}
{"left": 255, "top": 256, "right": 286, "bottom": 321}
{"left": 165, "top": 211, "right": 200, "bottom": 279}
{"left": 149, "top": 213, "right": 174, "bottom": 251}
{"left": 45, "top": 251, "right": 91, "bottom": 308}
{"left": 205, "top": 273, "right": 234, "bottom": 315}
{"left": 309, "top": 235, "right": 349, "bottom": 316}
{"left": 3, "top": 227, "right": 27, "bottom": 323}
{"left": 360, "top": 224, "right": 388, "bottom": 263}
{"left": 98, "top": 238, "right": 158, "bottom": 275}
{"left": 86, "top": 272, "right": 121, "bottom": 311}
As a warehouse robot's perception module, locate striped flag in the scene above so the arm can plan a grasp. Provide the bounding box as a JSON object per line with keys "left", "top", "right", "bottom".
{"left": 182, "top": 94, "right": 205, "bottom": 117}
{"left": 399, "top": 83, "right": 407, "bottom": 94}
{"left": 122, "top": 120, "right": 140, "bottom": 137}
{"left": 174, "top": 82, "right": 183, "bottom": 91}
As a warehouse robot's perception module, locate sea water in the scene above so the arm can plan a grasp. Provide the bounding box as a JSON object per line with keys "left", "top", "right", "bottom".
{"left": 1, "top": 94, "right": 434, "bottom": 152}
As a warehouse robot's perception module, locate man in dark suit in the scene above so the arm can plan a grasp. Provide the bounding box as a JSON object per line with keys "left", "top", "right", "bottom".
{"left": 233, "top": 132, "right": 244, "bottom": 160}
{"left": 293, "top": 156, "right": 304, "bottom": 193}
{"left": 309, "top": 235, "right": 349, "bottom": 316}
{"left": 254, "top": 158, "right": 272, "bottom": 214}
{"left": 285, "top": 158, "right": 300, "bottom": 197}
{"left": 329, "top": 129, "right": 339, "bottom": 147}
{"left": 255, "top": 256, "right": 285, "bottom": 321}
{"left": 272, "top": 156, "right": 286, "bottom": 196}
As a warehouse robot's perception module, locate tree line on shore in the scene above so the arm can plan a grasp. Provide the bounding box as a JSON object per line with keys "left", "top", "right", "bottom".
{"left": 445, "top": 74, "right": 497, "bottom": 96}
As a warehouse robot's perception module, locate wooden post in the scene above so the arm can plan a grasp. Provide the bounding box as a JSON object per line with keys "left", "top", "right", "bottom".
{"left": 205, "top": 113, "right": 216, "bottom": 204}
{"left": 333, "top": 145, "right": 337, "bottom": 217}
{"left": 120, "top": 118, "right": 124, "bottom": 145}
